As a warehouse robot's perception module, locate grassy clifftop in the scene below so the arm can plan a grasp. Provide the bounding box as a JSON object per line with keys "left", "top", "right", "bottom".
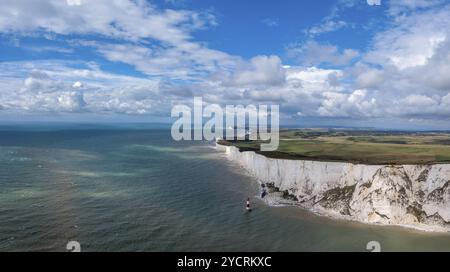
{"left": 218, "top": 129, "right": 450, "bottom": 165}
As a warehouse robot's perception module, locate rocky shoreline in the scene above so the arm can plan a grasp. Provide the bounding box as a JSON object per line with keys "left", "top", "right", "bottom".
{"left": 216, "top": 142, "right": 450, "bottom": 232}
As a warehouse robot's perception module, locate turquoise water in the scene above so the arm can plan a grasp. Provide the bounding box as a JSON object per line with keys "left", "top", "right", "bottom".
{"left": 1, "top": 125, "right": 450, "bottom": 252}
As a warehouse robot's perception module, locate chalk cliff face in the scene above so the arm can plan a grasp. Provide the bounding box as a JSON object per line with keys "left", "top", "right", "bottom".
{"left": 217, "top": 144, "right": 450, "bottom": 232}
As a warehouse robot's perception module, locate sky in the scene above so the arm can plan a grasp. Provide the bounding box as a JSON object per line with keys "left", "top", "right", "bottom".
{"left": 0, "top": 0, "right": 450, "bottom": 129}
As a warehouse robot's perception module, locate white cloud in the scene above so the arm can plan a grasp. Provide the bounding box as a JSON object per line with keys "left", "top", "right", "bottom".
{"left": 0, "top": 0, "right": 227, "bottom": 82}
{"left": 66, "top": 0, "right": 82, "bottom": 6}
{"left": 282, "top": 2, "right": 450, "bottom": 121}
{"left": 388, "top": 0, "right": 445, "bottom": 15}
{"left": 318, "top": 89, "right": 378, "bottom": 118}
{"left": 0, "top": 0, "right": 211, "bottom": 43}
{"left": 402, "top": 94, "right": 437, "bottom": 107}
{"left": 367, "top": 0, "right": 381, "bottom": 6}
{"left": 406, "top": 38, "right": 450, "bottom": 91}
{"left": 355, "top": 67, "right": 384, "bottom": 89}
{"left": 389, "top": 94, "right": 450, "bottom": 117}
{"left": 0, "top": 61, "right": 164, "bottom": 115}
{"left": 337, "top": 2, "right": 450, "bottom": 120}
{"left": 57, "top": 91, "right": 86, "bottom": 111}
{"left": 308, "top": 20, "right": 347, "bottom": 36}
{"left": 90, "top": 41, "right": 237, "bottom": 80}
{"left": 218, "top": 55, "right": 286, "bottom": 87}
{"left": 262, "top": 18, "right": 279, "bottom": 27}
{"left": 305, "top": 0, "right": 359, "bottom": 37}
{"left": 287, "top": 41, "right": 359, "bottom": 66}
{"left": 365, "top": 11, "right": 448, "bottom": 70}
{"left": 72, "top": 81, "right": 83, "bottom": 88}
{"left": 0, "top": 0, "right": 450, "bottom": 126}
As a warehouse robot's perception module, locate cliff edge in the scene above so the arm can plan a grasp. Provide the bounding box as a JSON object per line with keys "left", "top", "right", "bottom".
{"left": 217, "top": 143, "right": 450, "bottom": 232}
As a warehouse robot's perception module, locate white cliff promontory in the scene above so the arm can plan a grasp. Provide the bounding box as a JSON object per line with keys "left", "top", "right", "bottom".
{"left": 217, "top": 143, "right": 450, "bottom": 232}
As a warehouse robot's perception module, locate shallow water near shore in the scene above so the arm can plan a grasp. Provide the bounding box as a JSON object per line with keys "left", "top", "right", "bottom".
{"left": 1, "top": 125, "right": 450, "bottom": 252}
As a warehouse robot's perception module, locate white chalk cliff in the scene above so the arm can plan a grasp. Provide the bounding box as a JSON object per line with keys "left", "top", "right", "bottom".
{"left": 217, "top": 143, "right": 450, "bottom": 232}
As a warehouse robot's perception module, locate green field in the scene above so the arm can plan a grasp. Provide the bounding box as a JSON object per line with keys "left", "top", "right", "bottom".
{"left": 219, "top": 129, "right": 450, "bottom": 165}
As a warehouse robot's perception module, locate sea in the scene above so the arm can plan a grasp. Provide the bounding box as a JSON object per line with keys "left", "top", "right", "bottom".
{"left": 1, "top": 123, "right": 450, "bottom": 252}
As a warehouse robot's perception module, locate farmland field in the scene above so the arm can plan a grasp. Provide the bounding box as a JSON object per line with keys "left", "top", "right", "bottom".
{"left": 218, "top": 129, "right": 450, "bottom": 164}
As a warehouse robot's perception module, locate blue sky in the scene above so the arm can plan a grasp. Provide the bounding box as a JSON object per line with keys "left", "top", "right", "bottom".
{"left": 170, "top": 0, "right": 383, "bottom": 59}
{"left": 0, "top": 0, "right": 450, "bottom": 129}
{"left": 1, "top": 0, "right": 383, "bottom": 64}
